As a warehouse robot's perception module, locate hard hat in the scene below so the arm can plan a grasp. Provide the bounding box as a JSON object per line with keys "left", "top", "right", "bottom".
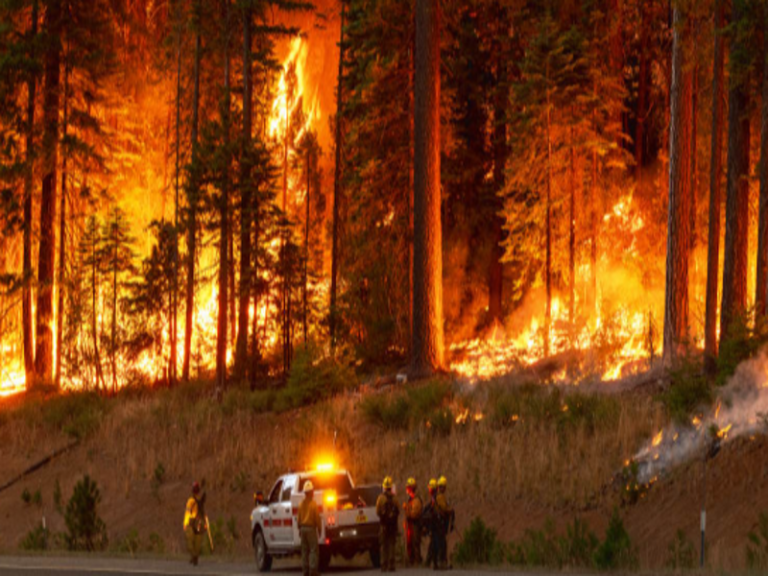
{"left": 303, "top": 480, "right": 314, "bottom": 493}
{"left": 438, "top": 476, "right": 447, "bottom": 487}
{"left": 382, "top": 476, "right": 393, "bottom": 490}
{"left": 428, "top": 478, "right": 437, "bottom": 490}
{"left": 406, "top": 477, "right": 416, "bottom": 488}
{"left": 192, "top": 481, "right": 200, "bottom": 494}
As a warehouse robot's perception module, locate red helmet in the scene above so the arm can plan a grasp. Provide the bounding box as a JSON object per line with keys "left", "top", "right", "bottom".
{"left": 192, "top": 482, "right": 200, "bottom": 494}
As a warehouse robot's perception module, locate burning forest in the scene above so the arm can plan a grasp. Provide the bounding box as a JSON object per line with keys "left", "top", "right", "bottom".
{"left": 5, "top": 0, "right": 768, "bottom": 569}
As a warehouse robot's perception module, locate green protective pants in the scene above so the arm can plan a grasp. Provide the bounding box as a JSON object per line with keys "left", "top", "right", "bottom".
{"left": 185, "top": 526, "right": 201, "bottom": 563}
{"left": 301, "top": 527, "right": 320, "bottom": 576}
{"left": 380, "top": 526, "right": 397, "bottom": 572}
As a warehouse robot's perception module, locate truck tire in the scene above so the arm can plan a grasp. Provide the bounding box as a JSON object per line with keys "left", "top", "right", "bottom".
{"left": 369, "top": 545, "right": 381, "bottom": 568}
{"left": 319, "top": 547, "right": 331, "bottom": 571}
{"left": 253, "top": 530, "right": 273, "bottom": 572}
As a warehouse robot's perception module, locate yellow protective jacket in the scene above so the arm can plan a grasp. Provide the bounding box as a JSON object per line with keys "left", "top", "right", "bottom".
{"left": 298, "top": 497, "right": 321, "bottom": 531}
{"left": 404, "top": 494, "right": 423, "bottom": 522}
{"left": 183, "top": 496, "right": 199, "bottom": 531}
{"left": 435, "top": 493, "right": 453, "bottom": 517}
{"left": 376, "top": 493, "right": 400, "bottom": 525}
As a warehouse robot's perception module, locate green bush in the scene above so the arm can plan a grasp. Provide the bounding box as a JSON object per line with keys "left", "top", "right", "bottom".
{"left": 747, "top": 512, "right": 768, "bottom": 571}
{"left": 147, "top": 532, "right": 165, "bottom": 554}
{"left": 19, "top": 523, "right": 49, "bottom": 551}
{"left": 64, "top": 475, "right": 108, "bottom": 551}
{"left": 115, "top": 529, "right": 141, "bottom": 556}
{"left": 508, "top": 517, "right": 598, "bottom": 569}
{"left": 718, "top": 312, "right": 768, "bottom": 387}
{"left": 593, "top": 508, "right": 637, "bottom": 570}
{"left": 665, "top": 529, "right": 696, "bottom": 571}
{"left": 21, "top": 488, "right": 31, "bottom": 505}
{"left": 452, "top": 517, "right": 504, "bottom": 566}
{"left": 151, "top": 462, "right": 165, "bottom": 499}
{"left": 283, "top": 342, "right": 357, "bottom": 408}
{"left": 30, "top": 392, "right": 110, "bottom": 440}
{"left": 362, "top": 380, "right": 451, "bottom": 430}
{"left": 662, "top": 355, "right": 714, "bottom": 425}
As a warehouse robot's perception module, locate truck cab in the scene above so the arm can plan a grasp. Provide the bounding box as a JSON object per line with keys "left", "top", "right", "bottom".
{"left": 250, "top": 467, "right": 381, "bottom": 572}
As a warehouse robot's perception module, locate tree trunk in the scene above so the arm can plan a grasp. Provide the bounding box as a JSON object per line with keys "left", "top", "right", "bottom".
{"left": 544, "top": 86, "right": 553, "bottom": 357}
{"left": 704, "top": 0, "right": 726, "bottom": 371}
{"left": 690, "top": 65, "right": 698, "bottom": 258}
{"left": 111, "top": 231, "right": 118, "bottom": 392}
{"left": 569, "top": 126, "right": 576, "bottom": 329}
{"left": 216, "top": 0, "right": 231, "bottom": 395}
{"left": 411, "top": 0, "right": 444, "bottom": 377}
{"left": 234, "top": 7, "right": 253, "bottom": 382}
{"left": 635, "top": 0, "right": 648, "bottom": 188}
{"left": 170, "top": 21, "right": 182, "bottom": 387}
{"left": 91, "top": 235, "right": 105, "bottom": 392}
{"left": 55, "top": 48, "right": 69, "bottom": 390}
{"left": 662, "top": 6, "right": 693, "bottom": 365}
{"left": 23, "top": 0, "right": 38, "bottom": 389}
{"left": 35, "top": 0, "right": 63, "bottom": 385}
{"left": 488, "top": 9, "right": 508, "bottom": 324}
{"left": 303, "top": 147, "right": 310, "bottom": 344}
{"left": 330, "top": 0, "right": 345, "bottom": 348}
{"left": 756, "top": 4, "right": 768, "bottom": 318}
{"left": 721, "top": 0, "right": 751, "bottom": 345}
{"left": 281, "top": 73, "right": 290, "bottom": 377}
{"left": 183, "top": 4, "right": 202, "bottom": 382}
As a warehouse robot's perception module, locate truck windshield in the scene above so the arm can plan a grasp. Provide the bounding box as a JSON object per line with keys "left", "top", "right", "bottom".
{"left": 302, "top": 473, "right": 353, "bottom": 496}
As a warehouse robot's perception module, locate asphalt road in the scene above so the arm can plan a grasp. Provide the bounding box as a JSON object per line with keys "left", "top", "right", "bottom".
{"left": 0, "top": 557, "right": 548, "bottom": 576}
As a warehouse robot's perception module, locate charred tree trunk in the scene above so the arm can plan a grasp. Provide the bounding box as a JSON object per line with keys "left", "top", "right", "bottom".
{"left": 690, "top": 65, "right": 699, "bottom": 259}
{"left": 234, "top": 7, "right": 253, "bottom": 383}
{"left": 544, "top": 89, "right": 553, "bottom": 357}
{"left": 55, "top": 48, "right": 69, "bottom": 390}
{"left": 23, "top": 0, "right": 38, "bottom": 388}
{"left": 90, "top": 234, "right": 105, "bottom": 392}
{"left": 721, "top": 0, "right": 751, "bottom": 345}
{"left": 35, "top": 0, "right": 63, "bottom": 385}
{"left": 662, "top": 7, "right": 693, "bottom": 364}
{"left": 303, "top": 148, "right": 310, "bottom": 344}
{"left": 704, "top": 0, "right": 726, "bottom": 371}
{"left": 183, "top": 3, "right": 202, "bottom": 382}
{"left": 330, "top": 0, "right": 345, "bottom": 348}
{"left": 757, "top": 6, "right": 768, "bottom": 318}
{"left": 170, "top": 21, "right": 182, "bottom": 387}
{"left": 411, "top": 0, "right": 444, "bottom": 377}
{"left": 635, "top": 0, "right": 648, "bottom": 187}
{"left": 569, "top": 130, "right": 576, "bottom": 329}
{"left": 216, "top": 0, "right": 231, "bottom": 395}
{"left": 488, "top": 6, "right": 508, "bottom": 325}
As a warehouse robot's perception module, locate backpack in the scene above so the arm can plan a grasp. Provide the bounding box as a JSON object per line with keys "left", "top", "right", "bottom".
{"left": 381, "top": 496, "right": 399, "bottom": 531}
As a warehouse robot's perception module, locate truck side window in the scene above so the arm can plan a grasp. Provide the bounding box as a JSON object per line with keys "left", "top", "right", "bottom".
{"left": 269, "top": 480, "right": 283, "bottom": 505}
{"left": 281, "top": 485, "right": 292, "bottom": 502}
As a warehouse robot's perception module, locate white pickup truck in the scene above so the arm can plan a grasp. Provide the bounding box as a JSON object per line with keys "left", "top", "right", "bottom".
{"left": 250, "top": 466, "right": 382, "bottom": 572}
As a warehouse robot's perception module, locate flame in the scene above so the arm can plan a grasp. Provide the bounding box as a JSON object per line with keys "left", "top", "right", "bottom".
{"left": 652, "top": 430, "right": 663, "bottom": 447}
{"left": 717, "top": 424, "right": 733, "bottom": 440}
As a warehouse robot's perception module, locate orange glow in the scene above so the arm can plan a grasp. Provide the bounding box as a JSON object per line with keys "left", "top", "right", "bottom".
{"left": 652, "top": 430, "right": 663, "bottom": 447}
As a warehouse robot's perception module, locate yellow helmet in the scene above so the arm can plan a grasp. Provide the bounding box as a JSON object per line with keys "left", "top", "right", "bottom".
{"left": 382, "top": 476, "right": 393, "bottom": 490}
{"left": 428, "top": 478, "right": 437, "bottom": 490}
{"left": 438, "top": 476, "right": 447, "bottom": 487}
{"left": 406, "top": 477, "right": 417, "bottom": 488}
{"left": 303, "top": 480, "right": 315, "bottom": 493}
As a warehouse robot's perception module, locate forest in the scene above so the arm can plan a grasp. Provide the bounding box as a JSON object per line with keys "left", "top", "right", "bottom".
{"left": 0, "top": 0, "right": 764, "bottom": 396}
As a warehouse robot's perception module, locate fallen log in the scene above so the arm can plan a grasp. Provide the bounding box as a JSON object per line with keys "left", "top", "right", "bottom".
{"left": 0, "top": 440, "right": 79, "bottom": 494}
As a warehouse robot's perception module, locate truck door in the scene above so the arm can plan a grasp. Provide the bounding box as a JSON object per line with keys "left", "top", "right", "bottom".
{"left": 265, "top": 480, "right": 283, "bottom": 545}
{"left": 273, "top": 477, "right": 296, "bottom": 545}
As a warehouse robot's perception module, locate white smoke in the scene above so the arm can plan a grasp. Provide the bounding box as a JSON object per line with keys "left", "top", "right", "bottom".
{"left": 633, "top": 349, "right": 768, "bottom": 483}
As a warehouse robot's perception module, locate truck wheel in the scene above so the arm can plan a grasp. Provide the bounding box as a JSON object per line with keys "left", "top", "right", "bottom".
{"left": 319, "top": 548, "right": 331, "bottom": 572}
{"left": 369, "top": 545, "right": 381, "bottom": 568}
{"left": 253, "top": 530, "right": 273, "bottom": 572}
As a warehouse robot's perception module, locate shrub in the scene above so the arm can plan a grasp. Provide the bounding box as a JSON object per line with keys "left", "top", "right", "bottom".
{"left": 151, "top": 463, "right": 165, "bottom": 499}
{"left": 662, "top": 355, "right": 714, "bottom": 425}
{"left": 508, "top": 517, "right": 598, "bottom": 569}
{"left": 747, "top": 512, "right": 768, "bottom": 571}
{"left": 64, "top": 475, "right": 107, "bottom": 551}
{"left": 25, "top": 392, "right": 110, "bottom": 440}
{"left": 593, "top": 508, "right": 637, "bottom": 570}
{"left": 718, "top": 312, "right": 768, "bottom": 387}
{"left": 361, "top": 394, "right": 410, "bottom": 430}
{"left": 428, "top": 409, "right": 453, "bottom": 436}
{"left": 559, "top": 517, "right": 600, "bottom": 568}
{"left": 115, "top": 529, "right": 141, "bottom": 556}
{"left": 147, "top": 532, "right": 165, "bottom": 554}
{"left": 283, "top": 342, "right": 357, "bottom": 409}
{"left": 20, "top": 523, "right": 48, "bottom": 551}
{"left": 230, "top": 471, "right": 251, "bottom": 493}
{"left": 665, "top": 529, "right": 696, "bottom": 571}
{"left": 21, "top": 488, "right": 31, "bottom": 505}
{"left": 362, "top": 380, "right": 451, "bottom": 430}
{"left": 452, "top": 517, "right": 504, "bottom": 566}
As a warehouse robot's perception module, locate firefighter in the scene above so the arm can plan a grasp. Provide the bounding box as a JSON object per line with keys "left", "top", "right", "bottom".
{"left": 299, "top": 481, "right": 322, "bottom": 576}
{"left": 422, "top": 478, "right": 438, "bottom": 569}
{"left": 376, "top": 476, "right": 400, "bottom": 572}
{"left": 403, "top": 477, "right": 423, "bottom": 566}
{"left": 183, "top": 482, "right": 203, "bottom": 566}
{"left": 435, "top": 476, "right": 455, "bottom": 570}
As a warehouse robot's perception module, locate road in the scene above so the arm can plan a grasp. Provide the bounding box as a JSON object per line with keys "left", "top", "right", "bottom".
{"left": 0, "top": 556, "right": 552, "bottom": 576}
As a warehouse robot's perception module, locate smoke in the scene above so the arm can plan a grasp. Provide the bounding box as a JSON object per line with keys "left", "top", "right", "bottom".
{"left": 634, "top": 348, "right": 768, "bottom": 483}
